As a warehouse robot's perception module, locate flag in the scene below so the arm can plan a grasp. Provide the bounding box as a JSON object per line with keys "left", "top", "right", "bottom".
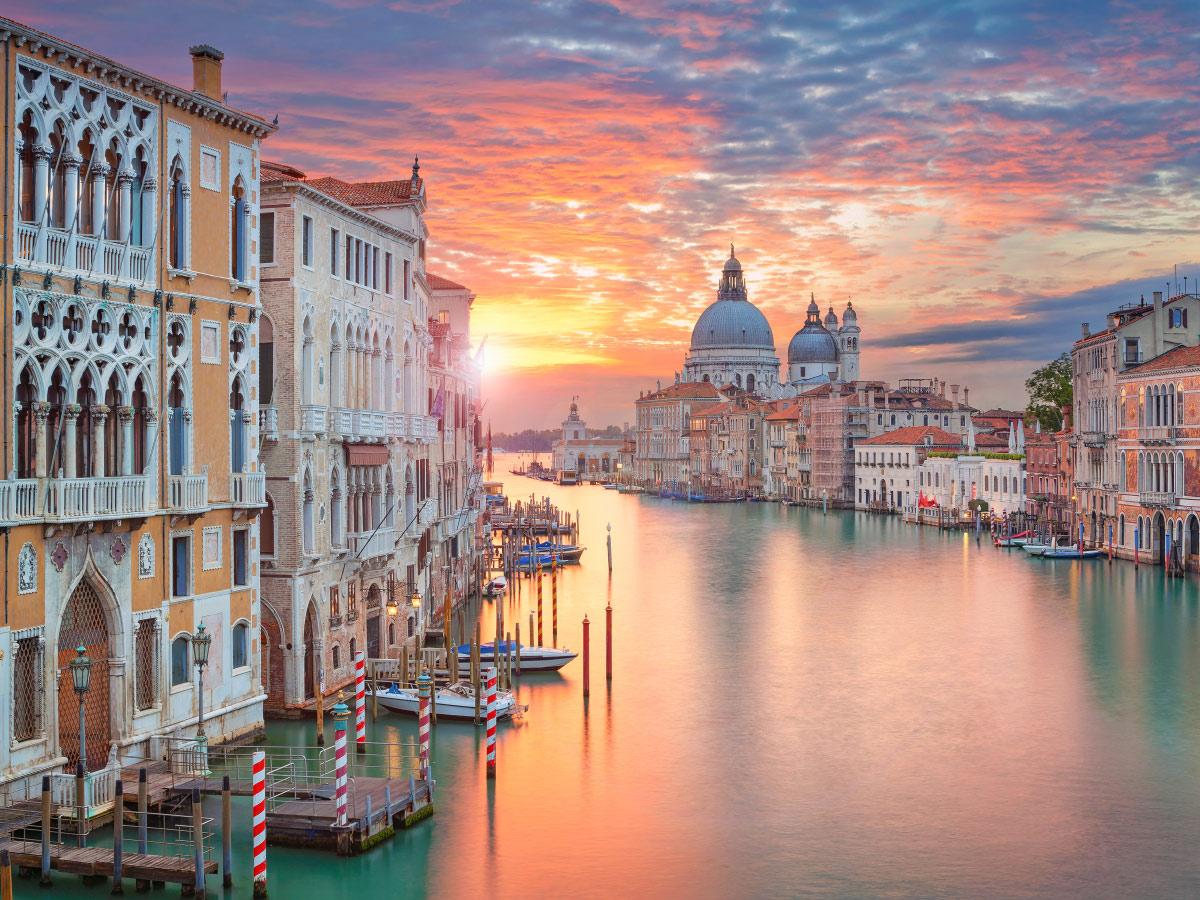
{"left": 431, "top": 385, "right": 445, "bottom": 423}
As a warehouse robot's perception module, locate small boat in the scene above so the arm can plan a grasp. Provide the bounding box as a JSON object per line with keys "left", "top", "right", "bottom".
{"left": 1039, "top": 547, "right": 1104, "bottom": 559}
{"left": 370, "top": 681, "right": 525, "bottom": 721}
{"left": 485, "top": 574, "right": 508, "bottom": 596}
{"left": 1021, "top": 543, "right": 1051, "bottom": 557}
{"left": 458, "top": 641, "right": 578, "bottom": 673}
{"left": 604, "top": 483, "right": 620, "bottom": 490}
{"left": 994, "top": 529, "right": 1033, "bottom": 547}
{"left": 519, "top": 543, "right": 586, "bottom": 563}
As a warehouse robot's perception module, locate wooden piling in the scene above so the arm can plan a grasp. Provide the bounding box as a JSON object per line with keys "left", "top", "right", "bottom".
{"left": 314, "top": 659, "right": 325, "bottom": 746}
{"left": 1, "top": 849, "right": 11, "bottom": 900}
{"left": 39, "top": 775, "right": 51, "bottom": 886}
{"left": 192, "top": 788, "right": 206, "bottom": 899}
{"left": 371, "top": 662, "right": 379, "bottom": 723}
{"left": 222, "top": 775, "right": 232, "bottom": 889}
{"left": 529, "top": 612, "right": 535, "bottom": 649}
{"left": 112, "top": 778, "right": 124, "bottom": 893}
{"left": 474, "top": 622, "right": 483, "bottom": 721}
{"left": 583, "top": 615, "right": 590, "bottom": 696}
{"left": 606, "top": 601, "right": 612, "bottom": 681}
{"left": 515, "top": 622, "right": 522, "bottom": 675}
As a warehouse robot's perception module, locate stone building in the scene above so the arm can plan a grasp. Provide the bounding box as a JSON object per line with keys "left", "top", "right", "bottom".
{"left": 550, "top": 400, "right": 626, "bottom": 477}
{"left": 257, "top": 160, "right": 434, "bottom": 710}
{"left": 634, "top": 381, "right": 722, "bottom": 485}
{"left": 1, "top": 22, "right": 277, "bottom": 790}
{"left": 855, "top": 426, "right": 962, "bottom": 510}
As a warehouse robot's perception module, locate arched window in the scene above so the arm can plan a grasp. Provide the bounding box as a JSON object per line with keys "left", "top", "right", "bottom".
{"left": 331, "top": 469, "right": 345, "bottom": 548}
{"left": 407, "top": 616, "right": 415, "bottom": 638}
{"left": 230, "top": 376, "right": 246, "bottom": 473}
{"left": 302, "top": 470, "right": 315, "bottom": 554}
{"left": 232, "top": 622, "right": 248, "bottom": 670}
{"left": 259, "top": 315, "right": 275, "bottom": 405}
{"left": 734, "top": 373, "right": 742, "bottom": 388}
{"left": 349, "top": 637, "right": 357, "bottom": 661}
{"left": 171, "top": 635, "right": 190, "bottom": 687}
{"left": 891, "top": 414, "right": 896, "bottom": 425}
{"left": 332, "top": 644, "right": 341, "bottom": 670}
{"left": 702, "top": 374, "right": 710, "bottom": 382}
{"left": 231, "top": 176, "right": 247, "bottom": 281}
{"left": 746, "top": 373, "right": 755, "bottom": 394}
{"left": 261, "top": 494, "right": 276, "bottom": 558}
{"left": 169, "top": 156, "right": 187, "bottom": 269}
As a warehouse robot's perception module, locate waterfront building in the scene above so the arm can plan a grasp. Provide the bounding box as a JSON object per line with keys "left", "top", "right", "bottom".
{"left": 688, "top": 394, "right": 775, "bottom": 495}
{"left": 2, "top": 23, "right": 278, "bottom": 787}
{"left": 634, "top": 380, "right": 722, "bottom": 485}
{"left": 257, "top": 160, "right": 435, "bottom": 710}
{"left": 550, "top": 400, "right": 626, "bottom": 476}
{"left": 855, "top": 427, "right": 962, "bottom": 511}
{"left": 917, "top": 449, "right": 1026, "bottom": 517}
{"left": 1025, "top": 427, "right": 1072, "bottom": 532}
{"left": 765, "top": 404, "right": 803, "bottom": 500}
{"left": 1114, "top": 344, "right": 1200, "bottom": 568}
{"left": 1071, "top": 291, "right": 1200, "bottom": 546}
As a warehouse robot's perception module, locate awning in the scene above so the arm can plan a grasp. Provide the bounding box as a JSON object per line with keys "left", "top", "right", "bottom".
{"left": 347, "top": 443, "right": 390, "bottom": 466}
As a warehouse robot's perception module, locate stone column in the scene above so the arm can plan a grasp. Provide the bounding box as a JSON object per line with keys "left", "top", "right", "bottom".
{"left": 32, "top": 402, "right": 51, "bottom": 479}
{"left": 140, "top": 175, "right": 157, "bottom": 248}
{"left": 345, "top": 342, "right": 356, "bottom": 414}
{"left": 32, "top": 144, "right": 52, "bottom": 226}
{"left": 182, "top": 409, "right": 193, "bottom": 473}
{"left": 117, "top": 170, "right": 133, "bottom": 242}
{"left": 63, "top": 404, "right": 81, "bottom": 478}
{"left": 92, "top": 405, "right": 110, "bottom": 479}
{"left": 142, "top": 408, "right": 158, "bottom": 474}
{"left": 91, "top": 164, "right": 110, "bottom": 237}
{"left": 118, "top": 406, "right": 135, "bottom": 476}
{"left": 62, "top": 152, "right": 82, "bottom": 230}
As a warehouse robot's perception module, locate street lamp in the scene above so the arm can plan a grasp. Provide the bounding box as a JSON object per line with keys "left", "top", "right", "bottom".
{"left": 70, "top": 645, "right": 91, "bottom": 771}
{"left": 192, "top": 623, "right": 212, "bottom": 741}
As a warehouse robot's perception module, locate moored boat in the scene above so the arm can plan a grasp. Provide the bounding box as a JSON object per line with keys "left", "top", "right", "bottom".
{"left": 370, "top": 681, "right": 525, "bottom": 721}
{"left": 457, "top": 641, "right": 578, "bottom": 672}
{"left": 485, "top": 574, "right": 508, "bottom": 596}
{"left": 1039, "top": 547, "right": 1104, "bottom": 559}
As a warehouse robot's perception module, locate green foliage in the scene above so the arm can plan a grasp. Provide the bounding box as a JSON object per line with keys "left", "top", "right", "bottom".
{"left": 1025, "top": 353, "right": 1072, "bottom": 432}
{"left": 926, "top": 451, "right": 1025, "bottom": 460}
{"left": 358, "top": 825, "right": 395, "bottom": 853}
{"left": 402, "top": 803, "right": 435, "bottom": 828}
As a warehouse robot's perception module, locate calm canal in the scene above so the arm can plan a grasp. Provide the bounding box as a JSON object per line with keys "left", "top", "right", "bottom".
{"left": 40, "top": 458, "right": 1200, "bottom": 898}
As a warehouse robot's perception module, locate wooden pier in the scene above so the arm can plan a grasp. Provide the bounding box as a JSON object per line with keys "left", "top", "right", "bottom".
{"left": 1, "top": 839, "right": 218, "bottom": 887}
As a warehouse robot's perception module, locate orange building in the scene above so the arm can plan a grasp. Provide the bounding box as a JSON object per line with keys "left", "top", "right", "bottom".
{"left": 4, "top": 17, "right": 275, "bottom": 791}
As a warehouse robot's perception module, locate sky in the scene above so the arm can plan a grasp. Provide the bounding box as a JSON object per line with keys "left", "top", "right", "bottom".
{"left": 15, "top": 1, "right": 1200, "bottom": 430}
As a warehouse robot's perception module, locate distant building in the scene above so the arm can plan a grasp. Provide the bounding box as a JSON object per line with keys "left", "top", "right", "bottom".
{"left": 635, "top": 381, "right": 723, "bottom": 485}
{"left": 855, "top": 426, "right": 962, "bottom": 510}
{"left": 551, "top": 401, "right": 625, "bottom": 476}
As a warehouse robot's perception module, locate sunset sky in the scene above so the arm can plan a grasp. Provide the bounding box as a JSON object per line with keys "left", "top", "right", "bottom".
{"left": 17, "top": 1, "right": 1200, "bottom": 430}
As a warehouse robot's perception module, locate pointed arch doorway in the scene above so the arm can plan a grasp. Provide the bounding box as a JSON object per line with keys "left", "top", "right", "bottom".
{"left": 57, "top": 579, "right": 112, "bottom": 772}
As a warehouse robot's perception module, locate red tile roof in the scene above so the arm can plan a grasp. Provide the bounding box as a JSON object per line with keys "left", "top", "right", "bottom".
{"left": 974, "top": 433, "right": 1009, "bottom": 448}
{"left": 858, "top": 426, "right": 962, "bottom": 447}
{"left": 427, "top": 273, "right": 469, "bottom": 291}
{"left": 1124, "top": 344, "right": 1200, "bottom": 374}
{"left": 765, "top": 407, "right": 801, "bottom": 421}
{"left": 638, "top": 382, "right": 722, "bottom": 402}
{"left": 304, "top": 176, "right": 422, "bottom": 206}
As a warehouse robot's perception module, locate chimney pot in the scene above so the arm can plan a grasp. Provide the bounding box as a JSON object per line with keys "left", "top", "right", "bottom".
{"left": 1154, "top": 291, "right": 1163, "bottom": 304}
{"left": 189, "top": 44, "right": 224, "bottom": 101}
{"left": 963, "top": 387, "right": 969, "bottom": 407}
{"left": 1082, "top": 323, "right": 1091, "bottom": 339}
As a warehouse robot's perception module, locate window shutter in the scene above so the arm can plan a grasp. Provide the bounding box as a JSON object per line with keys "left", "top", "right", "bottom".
{"left": 260, "top": 212, "right": 275, "bottom": 264}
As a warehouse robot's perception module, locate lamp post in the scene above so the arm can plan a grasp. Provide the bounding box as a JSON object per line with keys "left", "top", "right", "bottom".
{"left": 69, "top": 645, "right": 91, "bottom": 771}
{"left": 192, "top": 623, "right": 212, "bottom": 741}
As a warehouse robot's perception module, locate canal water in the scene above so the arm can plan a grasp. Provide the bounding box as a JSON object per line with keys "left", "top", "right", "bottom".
{"left": 39, "top": 458, "right": 1200, "bottom": 898}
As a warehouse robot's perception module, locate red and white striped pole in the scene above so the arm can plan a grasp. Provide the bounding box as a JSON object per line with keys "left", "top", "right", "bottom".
{"left": 582, "top": 614, "right": 590, "bottom": 697}
{"left": 536, "top": 566, "right": 544, "bottom": 647}
{"left": 485, "top": 666, "right": 497, "bottom": 777}
{"left": 251, "top": 751, "right": 267, "bottom": 898}
{"left": 354, "top": 651, "right": 366, "bottom": 754}
{"left": 417, "top": 672, "right": 432, "bottom": 782}
{"left": 552, "top": 556, "right": 558, "bottom": 648}
{"left": 332, "top": 693, "right": 350, "bottom": 827}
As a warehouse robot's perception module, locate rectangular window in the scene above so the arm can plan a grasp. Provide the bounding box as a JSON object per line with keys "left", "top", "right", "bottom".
{"left": 354, "top": 239, "right": 362, "bottom": 284}
{"left": 385, "top": 253, "right": 393, "bottom": 294}
{"left": 346, "top": 237, "right": 353, "bottom": 282}
{"left": 403, "top": 260, "right": 410, "bottom": 299}
{"left": 135, "top": 618, "right": 161, "bottom": 711}
{"left": 373, "top": 246, "right": 380, "bottom": 290}
{"left": 260, "top": 212, "right": 275, "bottom": 264}
{"left": 330, "top": 228, "right": 340, "bottom": 276}
{"left": 172, "top": 535, "right": 190, "bottom": 597}
{"left": 12, "top": 634, "right": 44, "bottom": 742}
{"left": 233, "top": 529, "right": 248, "bottom": 587}
{"left": 438, "top": 310, "right": 449, "bottom": 324}
{"left": 330, "top": 585, "right": 341, "bottom": 617}
{"left": 301, "top": 216, "right": 313, "bottom": 268}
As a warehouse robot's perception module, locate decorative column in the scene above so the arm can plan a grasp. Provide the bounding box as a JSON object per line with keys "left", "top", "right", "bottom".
{"left": 32, "top": 402, "right": 51, "bottom": 479}
{"left": 140, "top": 175, "right": 157, "bottom": 248}
{"left": 32, "top": 144, "right": 52, "bottom": 227}
{"left": 62, "top": 152, "right": 82, "bottom": 231}
{"left": 118, "top": 406, "right": 135, "bottom": 476}
{"left": 116, "top": 170, "right": 133, "bottom": 242}
{"left": 371, "top": 347, "right": 382, "bottom": 411}
{"left": 92, "top": 405, "right": 110, "bottom": 479}
{"left": 141, "top": 408, "right": 158, "bottom": 475}
{"left": 63, "top": 404, "right": 81, "bottom": 478}
{"left": 91, "top": 164, "right": 110, "bottom": 237}
{"left": 345, "top": 342, "right": 356, "bottom": 414}
{"left": 181, "top": 409, "right": 193, "bottom": 473}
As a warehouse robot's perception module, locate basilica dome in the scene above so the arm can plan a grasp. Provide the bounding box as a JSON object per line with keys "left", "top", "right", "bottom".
{"left": 787, "top": 297, "right": 840, "bottom": 364}
{"left": 689, "top": 248, "right": 775, "bottom": 352}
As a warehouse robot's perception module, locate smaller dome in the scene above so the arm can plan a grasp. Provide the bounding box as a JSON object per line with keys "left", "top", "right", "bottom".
{"left": 788, "top": 327, "right": 840, "bottom": 364}
{"left": 723, "top": 248, "right": 742, "bottom": 273}
{"left": 807, "top": 297, "right": 819, "bottom": 315}
{"left": 824, "top": 307, "right": 838, "bottom": 327}
{"left": 842, "top": 301, "right": 857, "bottom": 324}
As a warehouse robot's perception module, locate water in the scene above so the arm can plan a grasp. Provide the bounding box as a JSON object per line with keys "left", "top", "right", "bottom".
{"left": 34, "top": 461, "right": 1200, "bottom": 898}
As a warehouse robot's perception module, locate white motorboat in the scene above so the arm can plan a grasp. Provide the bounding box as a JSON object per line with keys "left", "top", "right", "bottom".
{"left": 485, "top": 574, "right": 508, "bottom": 597}
{"left": 457, "top": 641, "right": 578, "bottom": 673}
{"left": 369, "top": 681, "right": 524, "bottom": 722}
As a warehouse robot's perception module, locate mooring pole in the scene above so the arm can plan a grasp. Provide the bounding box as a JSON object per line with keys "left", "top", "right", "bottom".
{"left": 582, "top": 615, "right": 591, "bottom": 697}
{"left": 1, "top": 849, "right": 11, "bottom": 900}
{"left": 222, "top": 775, "right": 232, "bottom": 889}
{"left": 192, "top": 788, "right": 206, "bottom": 899}
{"left": 112, "top": 778, "right": 124, "bottom": 893}
{"left": 485, "top": 666, "right": 497, "bottom": 778}
{"left": 606, "top": 601, "right": 613, "bottom": 681}
{"left": 75, "top": 762, "right": 86, "bottom": 849}
{"left": 39, "top": 775, "right": 51, "bottom": 886}
{"left": 251, "top": 751, "right": 267, "bottom": 898}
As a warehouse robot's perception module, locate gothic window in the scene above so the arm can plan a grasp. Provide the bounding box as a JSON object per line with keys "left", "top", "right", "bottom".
{"left": 331, "top": 469, "right": 345, "bottom": 548}
{"left": 171, "top": 635, "right": 190, "bottom": 687}
{"left": 303, "top": 469, "right": 315, "bottom": 554}
{"left": 330, "top": 585, "right": 341, "bottom": 618}
{"left": 230, "top": 376, "right": 247, "bottom": 473}
{"left": 331, "top": 229, "right": 340, "bottom": 276}
{"left": 231, "top": 176, "right": 248, "bottom": 281}
{"left": 134, "top": 618, "right": 161, "bottom": 710}
{"left": 259, "top": 314, "right": 275, "bottom": 405}
{"left": 332, "top": 645, "right": 341, "bottom": 670}
{"left": 169, "top": 156, "right": 187, "bottom": 268}
{"left": 262, "top": 495, "right": 277, "bottom": 558}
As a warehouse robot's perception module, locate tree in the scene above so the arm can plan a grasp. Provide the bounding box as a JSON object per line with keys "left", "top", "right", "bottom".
{"left": 1025, "top": 352, "right": 1072, "bottom": 432}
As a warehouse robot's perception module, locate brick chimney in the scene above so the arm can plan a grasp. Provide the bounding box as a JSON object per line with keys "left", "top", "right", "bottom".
{"left": 1082, "top": 323, "right": 1091, "bottom": 339}
{"left": 950, "top": 384, "right": 959, "bottom": 406}
{"left": 963, "top": 387, "right": 969, "bottom": 407}
{"left": 189, "top": 44, "right": 224, "bottom": 101}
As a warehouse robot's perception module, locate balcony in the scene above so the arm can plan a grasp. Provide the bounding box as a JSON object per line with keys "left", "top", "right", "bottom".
{"left": 350, "top": 526, "right": 396, "bottom": 559}
{"left": 42, "top": 475, "right": 150, "bottom": 521}
{"left": 1081, "top": 431, "right": 1107, "bottom": 448}
{"left": 354, "top": 409, "right": 387, "bottom": 441}
{"left": 416, "top": 415, "right": 438, "bottom": 444}
{"left": 386, "top": 412, "right": 407, "bottom": 439}
{"left": 17, "top": 223, "right": 153, "bottom": 284}
{"left": 299, "top": 404, "right": 327, "bottom": 437}
{"left": 0, "top": 479, "right": 40, "bottom": 524}
{"left": 1139, "top": 491, "right": 1176, "bottom": 508}
{"left": 167, "top": 473, "right": 208, "bottom": 514}
{"left": 230, "top": 471, "right": 267, "bottom": 507}
{"left": 260, "top": 405, "right": 279, "bottom": 442}
{"left": 418, "top": 497, "right": 438, "bottom": 527}
{"left": 1138, "top": 426, "right": 1177, "bottom": 445}
{"left": 329, "top": 407, "right": 354, "bottom": 437}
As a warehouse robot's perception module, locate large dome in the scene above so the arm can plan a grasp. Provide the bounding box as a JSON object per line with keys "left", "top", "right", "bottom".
{"left": 788, "top": 325, "right": 839, "bottom": 363}
{"left": 690, "top": 299, "right": 775, "bottom": 351}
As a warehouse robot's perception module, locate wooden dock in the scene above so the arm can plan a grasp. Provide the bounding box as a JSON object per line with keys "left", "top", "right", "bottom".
{"left": 0, "top": 839, "right": 217, "bottom": 886}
